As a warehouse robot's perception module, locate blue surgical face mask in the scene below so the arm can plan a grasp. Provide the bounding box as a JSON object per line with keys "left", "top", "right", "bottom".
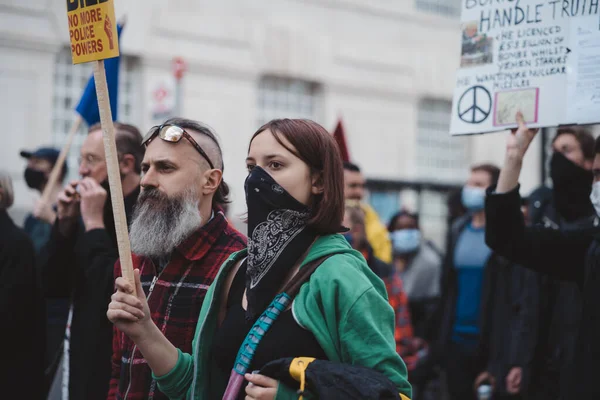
{"left": 391, "top": 229, "right": 421, "bottom": 255}
{"left": 461, "top": 186, "right": 486, "bottom": 211}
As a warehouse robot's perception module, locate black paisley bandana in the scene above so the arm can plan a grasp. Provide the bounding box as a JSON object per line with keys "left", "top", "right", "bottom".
{"left": 550, "top": 152, "right": 594, "bottom": 222}
{"left": 244, "top": 166, "right": 317, "bottom": 320}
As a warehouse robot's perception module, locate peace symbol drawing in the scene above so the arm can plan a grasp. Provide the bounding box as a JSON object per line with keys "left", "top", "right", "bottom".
{"left": 458, "top": 85, "right": 492, "bottom": 124}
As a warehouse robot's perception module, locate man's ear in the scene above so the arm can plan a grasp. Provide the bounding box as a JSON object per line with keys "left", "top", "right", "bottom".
{"left": 202, "top": 169, "right": 223, "bottom": 196}
{"left": 311, "top": 171, "right": 324, "bottom": 195}
{"left": 584, "top": 159, "right": 593, "bottom": 171}
{"left": 119, "top": 154, "right": 136, "bottom": 175}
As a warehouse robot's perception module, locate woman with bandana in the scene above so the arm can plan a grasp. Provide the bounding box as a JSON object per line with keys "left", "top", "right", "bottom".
{"left": 108, "top": 119, "right": 412, "bottom": 400}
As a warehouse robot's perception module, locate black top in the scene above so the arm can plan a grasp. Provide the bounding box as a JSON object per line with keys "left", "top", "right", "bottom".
{"left": 527, "top": 185, "right": 592, "bottom": 399}
{"left": 40, "top": 186, "right": 140, "bottom": 400}
{"left": 485, "top": 185, "right": 600, "bottom": 399}
{"left": 0, "top": 211, "right": 45, "bottom": 399}
{"left": 212, "top": 262, "right": 326, "bottom": 381}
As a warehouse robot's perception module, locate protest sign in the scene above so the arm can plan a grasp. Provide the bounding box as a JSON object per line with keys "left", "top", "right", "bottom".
{"left": 450, "top": 0, "right": 600, "bottom": 135}
{"left": 67, "top": 0, "right": 119, "bottom": 64}
{"left": 64, "top": 0, "right": 134, "bottom": 283}
{"left": 41, "top": 23, "right": 123, "bottom": 207}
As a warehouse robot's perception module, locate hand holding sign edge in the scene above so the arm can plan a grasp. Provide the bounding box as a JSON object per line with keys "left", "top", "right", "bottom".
{"left": 496, "top": 111, "right": 539, "bottom": 194}
{"left": 507, "top": 111, "right": 539, "bottom": 160}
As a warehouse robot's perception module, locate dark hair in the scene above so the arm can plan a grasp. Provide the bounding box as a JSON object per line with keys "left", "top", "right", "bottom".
{"left": 388, "top": 210, "right": 420, "bottom": 232}
{"left": 88, "top": 122, "right": 145, "bottom": 174}
{"left": 471, "top": 163, "right": 500, "bottom": 186}
{"left": 250, "top": 119, "right": 344, "bottom": 234}
{"left": 553, "top": 126, "right": 595, "bottom": 161}
{"left": 343, "top": 161, "right": 361, "bottom": 173}
{"left": 595, "top": 136, "right": 600, "bottom": 155}
{"left": 159, "top": 118, "right": 229, "bottom": 206}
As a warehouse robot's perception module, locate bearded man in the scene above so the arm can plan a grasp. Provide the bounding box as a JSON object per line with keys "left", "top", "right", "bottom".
{"left": 107, "top": 118, "right": 246, "bottom": 400}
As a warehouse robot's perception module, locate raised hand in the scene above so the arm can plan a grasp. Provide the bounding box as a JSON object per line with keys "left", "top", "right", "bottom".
{"left": 496, "top": 112, "right": 540, "bottom": 193}
{"left": 506, "top": 111, "right": 539, "bottom": 160}
{"left": 78, "top": 177, "right": 107, "bottom": 231}
{"left": 57, "top": 180, "right": 81, "bottom": 236}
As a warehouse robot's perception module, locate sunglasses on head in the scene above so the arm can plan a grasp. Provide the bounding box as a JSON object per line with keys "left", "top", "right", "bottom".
{"left": 142, "top": 124, "right": 215, "bottom": 169}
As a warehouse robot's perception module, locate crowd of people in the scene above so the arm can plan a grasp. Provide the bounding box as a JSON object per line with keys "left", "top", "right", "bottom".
{"left": 1, "top": 112, "right": 599, "bottom": 399}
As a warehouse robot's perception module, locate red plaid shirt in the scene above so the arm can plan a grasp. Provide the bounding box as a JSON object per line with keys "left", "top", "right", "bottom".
{"left": 108, "top": 210, "right": 246, "bottom": 400}
{"left": 384, "top": 273, "right": 419, "bottom": 371}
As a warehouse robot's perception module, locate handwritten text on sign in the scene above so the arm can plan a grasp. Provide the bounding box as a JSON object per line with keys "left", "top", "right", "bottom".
{"left": 450, "top": 0, "right": 600, "bottom": 135}
{"left": 66, "top": 0, "right": 119, "bottom": 64}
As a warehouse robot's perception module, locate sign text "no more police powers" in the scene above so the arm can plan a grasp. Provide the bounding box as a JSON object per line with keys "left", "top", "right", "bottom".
{"left": 66, "top": 0, "right": 119, "bottom": 64}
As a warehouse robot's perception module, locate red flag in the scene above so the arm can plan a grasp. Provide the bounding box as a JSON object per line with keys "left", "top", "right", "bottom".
{"left": 332, "top": 119, "right": 350, "bottom": 162}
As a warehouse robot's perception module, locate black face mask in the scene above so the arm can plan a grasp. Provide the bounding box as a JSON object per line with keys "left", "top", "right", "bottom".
{"left": 24, "top": 168, "right": 47, "bottom": 191}
{"left": 244, "top": 166, "right": 317, "bottom": 320}
{"left": 550, "top": 152, "right": 594, "bottom": 222}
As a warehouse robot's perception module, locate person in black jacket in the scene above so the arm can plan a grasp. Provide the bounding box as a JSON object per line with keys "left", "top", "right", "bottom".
{"left": 19, "top": 147, "right": 72, "bottom": 397}
{"left": 485, "top": 112, "right": 600, "bottom": 400}
{"left": 0, "top": 172, "right": 45, "bottom": 399}
{"left": 474, "top": 255, "right": 540, "bottom": 400}
{"left": 41, "top": 122, "right": 144, "bottom": 400}
{"left": 525, "top": 126, "right": 596, "bottom": 400}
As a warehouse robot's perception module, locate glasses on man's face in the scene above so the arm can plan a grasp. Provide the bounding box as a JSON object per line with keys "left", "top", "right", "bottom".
{"left": 142, "top": 124, "right": 215, "bottom": 169}
{"left": 78, "top": 154, "right": 105, "bottom": 168}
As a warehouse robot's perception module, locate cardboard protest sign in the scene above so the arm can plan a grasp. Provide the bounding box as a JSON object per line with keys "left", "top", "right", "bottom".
{"left": 67, "top": 0, "right": 119, "bottom": 64}
{"left": 450, "top": 0, "right": 600, "bottom": 135}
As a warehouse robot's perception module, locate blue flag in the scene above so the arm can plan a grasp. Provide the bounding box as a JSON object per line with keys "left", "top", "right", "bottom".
{"left": 75, "top": 24, "right": 123, "bottom": 126}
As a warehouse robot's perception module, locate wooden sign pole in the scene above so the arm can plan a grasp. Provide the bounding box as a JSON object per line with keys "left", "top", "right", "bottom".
{"left": 39, "top": 115, "right": 82, "bottom": 205}
{"left": 92, "top": 60, "right": 134, "bottom": 283}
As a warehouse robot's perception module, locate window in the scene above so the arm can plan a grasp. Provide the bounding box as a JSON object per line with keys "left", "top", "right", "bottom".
{"left": 417, "top": 99, "right": 470, "bottom": 184}
{"left": 415, "top": 0, "right": 462, "bottom": 17}
{"left": 257, "top": 76, "right": 322, "bottom": 126}
{"left": 52, "top": 48, "right": 140, "bottom": 182}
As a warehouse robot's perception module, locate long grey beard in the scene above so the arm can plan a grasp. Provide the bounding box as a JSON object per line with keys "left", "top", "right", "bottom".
{"left": 129, "top": 188, "right": 202, "bottom": 258}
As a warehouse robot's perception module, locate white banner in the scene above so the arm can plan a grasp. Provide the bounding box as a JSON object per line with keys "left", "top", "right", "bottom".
{"left": 451, "top": 0, "right": 600, "bottom": 135}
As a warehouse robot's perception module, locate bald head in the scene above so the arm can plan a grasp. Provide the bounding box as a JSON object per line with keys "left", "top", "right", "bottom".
{"left": 187, "top": 128, "right": 224, "bottom": 171}
{"left": 164, "top": 118, "right": 224, "bottom": 170}
{"left": 82, "top": 122, "right": 144, "bottom": 182}
{"left": 140, "top": 118, "right": 230, "bottom": 208}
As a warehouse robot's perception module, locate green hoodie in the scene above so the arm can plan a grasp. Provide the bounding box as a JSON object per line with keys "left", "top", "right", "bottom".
{"left": 154, "top": 234, "right": 412, "bottom": 399}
